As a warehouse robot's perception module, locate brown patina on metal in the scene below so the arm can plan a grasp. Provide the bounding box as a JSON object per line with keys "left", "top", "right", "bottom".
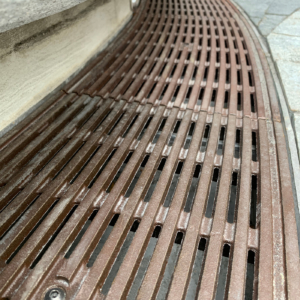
{"left": 0, "top": 0, "right": 299, "bottom": 299}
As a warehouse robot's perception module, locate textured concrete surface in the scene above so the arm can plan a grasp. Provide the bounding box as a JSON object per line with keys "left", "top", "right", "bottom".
{"left": 0, "top": 0, "right": 131, "bottom": 135}
{"left": 0, "top": 0, "right": 88, "bottom": 33}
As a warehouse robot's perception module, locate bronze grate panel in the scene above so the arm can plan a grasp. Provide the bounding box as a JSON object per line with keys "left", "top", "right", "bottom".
{"left": 0, "top": 0, "right": 299, "bottom": 299}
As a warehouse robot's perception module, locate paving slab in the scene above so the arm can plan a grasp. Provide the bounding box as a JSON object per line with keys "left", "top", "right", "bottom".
{"left": 258, "top": 14, "right": 286, "bottom": 36}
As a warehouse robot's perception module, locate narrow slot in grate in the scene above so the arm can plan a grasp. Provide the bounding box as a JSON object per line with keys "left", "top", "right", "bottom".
{"left": 30, "top": 204, "right": 78, "bottom": 269}
{"left": 184, "top": 122, "right": 195, "bottom": 149}
{"left": 168, "top": 120, "right": 181, "bottom": 146}
{"left": 65, "top": 209, "right": 99, "bottom": 259}
{"left": 88, "top": 148, "right": 117, "bottom": 188}
{"left": 237, "top": 70, "right": 241, "bottom": 85}
{"left": 224, "top": 90, "right": 229, "bottom": 108}
{"left": 6, "top": 199, "right": 59, "bottom": 264}
{"left": 184, "top": 86, "right": 193, "bottom": 104}
{"left": 70, "top": 144, "right": 102, "bottom": 184}
{"left": 184, "top": 164, "right": 202, "bottom": 212}
{"left": 205, "top": 168, "right": 220, "bottom": 218}
{"left": 147, "top": 82, "right": 158, "bottom": 99}
{"left": 186, "top": 238, "right": 207, "bottom": 299}
{"left": 237, "top": 92, "right": 242, "bottom": 111}
{"left": 248, "top": 72, "right": 253, "bottom": 87}
{"left": 52, "top": 142, "right": 86, "bottom": 180}
{"left": 234, "top": 129, "right": 241, "bottom": 159}
{"left": 170, "top": 64, "right": 177, "bottom": 78}
{"left": 135, "top": 81, "right": 146, "bottom": 97}
{"left": 192, "top": 66, "right": 198, "bottom": 80}
{"left": 108, "top": 113, "right": 125, "bottom": 135}
{"left": 227, "top": 172, "right": 239, "bottom": 223}
{"left": 156, "top": 231, "right": 184, "bottom": 300}
{"left": 198, "top": 88, "right": 204, "bottom": 106}
{"left": 245, "top": 250, "right": 256, "bottom": 300}
{"left": 102, "top": 220, "right": 140, "bottom": 295}
{"left": 125, "top": 155, "right": 150, "bottom": 197}
{"left": 210, "top": 90, "right": 217, "bottom": 107}
{"left": 217, "top": 127, "right": 226, "bottom": 155}
{"left": 214, "top": 68, "right": 219, "bottom": 82}
{"left": 163, "top": 161, "right": 184, "bottom": 207}
{"left": 250, "top": 94, "right": 256, "bottom": 113}
{"left": 159, "top": 84, "right": 169, "bottom": 100}
{"left": 226, "top": 69, "right": 230, "bottom": 83}
{"left": 144, "top": 158, "right": 167, "bottom": 202}
{"left": 106, "top": 152, "right": 133, "bottom": 193}
{"left": 200, "top": 125, "right": 210, "bottom": 152}
{"left": 152, "top": 118, "right": 167, "bottom": 144}
{"left": 87, "top": 214, "right": 120, "bottom": 268}
{"left": 122, "top": 115, "right": 139, "bottom": 138}
{"left": 203, "top": 67, "right": 209, "bottom": 81}
{"left": 215, "top": 244, "right": 231, "bottom": 300}
{"left": 171, "top": 85, "right": 181, "bottom": 102}
{"left": 0, "top": 193, "right": 41, "bottom": 240}
{"left": 250, "top": 175, "right": 258, "bottom": 229}
{"left": 137, "top": 117, "right": 153, "bottom": 141}
{"left": 127, "top": 226, "right": 162, "bottom": 299}
{"left": 252, "top": 132, "right": 257, "bottom": 161}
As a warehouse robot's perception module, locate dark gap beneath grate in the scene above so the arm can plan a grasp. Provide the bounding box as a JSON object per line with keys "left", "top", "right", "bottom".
{"left": 6, "top": 199, "right": 60, "bottom": 264}
{"left": 88, "top": 148, "right": 117, "bottom": 189}
{"left": 224, "top": 90, "right": 229, "bottom": 109}
{"left": 184, "top": 122, "right": 195, "bottom": 149}
{"left": 152, "top": 118, "right": 167, "bottom": 144}
{"left": 168, "top": 120, "right": 181, "bottom": 146}
{"left": 107, "top": 113, "right": 125, "bottom": 135}
{"left": 65, "top": 209, "right": 99, "bottom": 259}
{"left": 226, "top": 69, "right": 230, "bottom": 84}
{"left": 170, "top": 64, "right": 177, "bottom": 78}
{"left": 234, "top": 129, "right": 241, "bottom": 159}
{"left": 197, "top": 88, "right": 204, "bottom": 106}
{"left": 214, "top": 68, "right": 219, "bottom": 82}
{"left": 205, "top": 168, "right": 220, "bottom": 218}
{"left": 237, "top": 92, "right": 242, "bottom": 111}
{"left": 171, "top": 85, "right": 181, "bottom": 102}
{"left": 248, "top": 72, "right": 253, "bottom": 87}
{"left": 0, "top": 188, "right": 24, "bottom": 214}
{"left": 184, "top": 86, "right": 193, "bottom": 104}
{"left": 203, "top": 67, "right": 209, "bottom": 81}
{"left": 237, "top": 70, "right": 241, "bottom": 85}
{"left": 227, "top": 172, "right": 239, "bottom": 223}
{"left": 106, "top": 152, "right": 133, "bottom": 193}
{"left": 122, "top": 115, "right": 139, "bottom": 138}
{"left": 200, "top": 125, "right": 211, "bottom": 153}
{"left": 215, "top": 244, "right": 231, "bottom": 300}
{"left": 186, "top": 237, "right": 207, "bottom": 299}
{"left": 144, "top": 158, "right": 167, "bottom": 202}
{"left": 52, "top": 141, "right": 86, "bottom": 180}
{"left": 250, "top": 94, "right": 256, "bottom": 113}
{"left": 0, "top": 193, "right": 41, "bottom": 240}
{"left": 70, "top": 144, "right": 102, "bottom": 184}
{"left": 245, "top": 250, "right": 256, "bottom": 300}
{"left": 102, "top": 220, "right": 140, "bottom": 295}
{"left": 30, "top": 204, "right": 78, "bottom": 269}
{"left": 210, "top": 90, "right": 217, "bottom": 107}
{"left": 192, "top": 66, "right": 198, "bottom": 80}
{"left": 138, "top": 116, "right": 153, "bottom": 141}
{"left": 250, "top": 175, "right": 258, "bottom": 229}
{"left": 217, "top": 127, "right": 226, "bottom": 156}
{"left": 184, "top": 164, "right": 202, "bottom": 212}
{"left": 125, "top": 155, "right": 150, "bottom": 197}
{"left": 163, "top": 161, "right": 184, "bottom": 207}
{"left": 156, "top": 231, "right": 184, "bottom": 300}
{"left": 135, "top": 81, "right": 146, "bottom": 97}
{"left": 252, "top": 132, "right": 257, "bottom": 162}
{"left": 160, "top": 84, "right": 169, "bottom": 100}
{"left": 127, "top": 226, "right": 162, "bottom": 299}
{"left": 86, "top": 213, "right": 120, "bottom": 268}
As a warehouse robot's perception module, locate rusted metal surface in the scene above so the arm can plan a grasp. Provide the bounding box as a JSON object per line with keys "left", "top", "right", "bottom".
{"left": 0, "top": 0, "right": 299, "bottom": 299}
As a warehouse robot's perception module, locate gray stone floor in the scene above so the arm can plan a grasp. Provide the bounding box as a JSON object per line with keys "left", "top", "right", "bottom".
{"left": 234, "top": 0, "right": 300, "bottom": 157}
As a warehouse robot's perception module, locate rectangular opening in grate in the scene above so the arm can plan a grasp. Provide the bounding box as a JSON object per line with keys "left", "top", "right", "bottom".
{"left": 6, "top": 199, "right": 59, "bottom": 264}
{"left": 205, "top": 168, "right": 220, "bottom": 218}
{"left": 156, "top": 231, "right": 184, "bottom": 300}
{"left": 102, "top": 220, "right": 140, "bottom": 295}
{"left": 227, "top": 172, "right": 239, "bottom": 223}
{"left": 250, "top": 175, "right": 258, "bottom": 229}
{"left": 186, "top": 237, "right": 207, "bottom": 299}
{"left": 88, "top": 148, "right": 117, "bottom": 189}
{"left": 184, "top": 164, "right": 202, "bottom": 212}
{"left": 138, "top": 116, "right": 153, "bottom": 141}
{"left": 87, "top": 213, "right": 120, "bottom": 268}
{"left": 168, "top": 120, "right": 181, "bottom": 146}
{"left": 163, "top": 161, "right": 184, "bottom": 207}
{"left": 215, "top": 244, "right": 231, "bottom": 300}
{"left": 106, "top": 152, "right": 133, "bottom": 193}
{"left": 200, "top": 125, "right": 211, "bottom": 152}
{"left": 252, "top": 132, "right": 257, "bottom": 162}
{"left": 144, "top": 158, "right": 167, "bottom": 202}
{"left": 127, "top": 226, "right": 162, "bottom": 299}
{"left": 245, "top": 250, "right": 256, "bottom": 300}
{"left": 152, "top": 118, "right": 167, "bottom": 144}
{"left": 125, "top": 155, "right": 150, "bottom": 197}
{"left": 184, "top": 122, "right": 195, "bottom": 149}
{"left": 30, "top": 204, "right": 78, "bottom": 269}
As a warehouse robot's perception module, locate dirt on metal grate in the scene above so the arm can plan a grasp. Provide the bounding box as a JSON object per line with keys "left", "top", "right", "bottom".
{"left": 0, "top": 0, "right": 299, "bottom": 299}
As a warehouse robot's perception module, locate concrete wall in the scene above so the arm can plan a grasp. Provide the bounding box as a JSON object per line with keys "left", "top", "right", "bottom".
{"left": 0, "top": 0, "right": 132, "bottom": 135}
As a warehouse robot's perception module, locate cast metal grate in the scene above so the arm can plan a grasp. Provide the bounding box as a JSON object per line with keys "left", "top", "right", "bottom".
{"left": 0, "top": 0, "right": 299, "bottom": 299}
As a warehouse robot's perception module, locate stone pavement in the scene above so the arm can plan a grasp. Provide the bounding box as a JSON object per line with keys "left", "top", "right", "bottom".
{"left": 233, "top": 0, "right": 300, "bottom": 157}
